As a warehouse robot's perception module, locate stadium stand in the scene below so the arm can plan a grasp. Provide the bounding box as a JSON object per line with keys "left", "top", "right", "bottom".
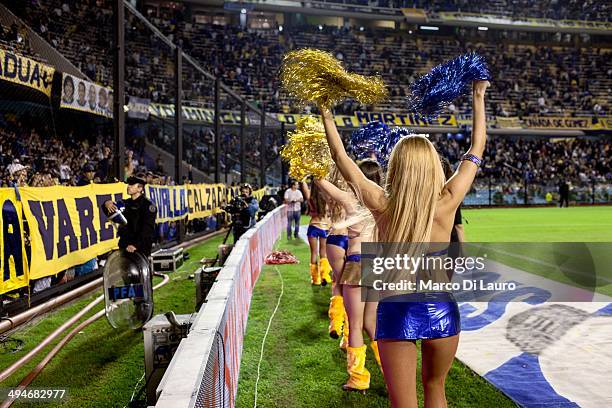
{"left": 317, "top": 0, "right": 610, "bottom": 22}
{"left": 6, "top": 1, "right": 610, "bottom": 118}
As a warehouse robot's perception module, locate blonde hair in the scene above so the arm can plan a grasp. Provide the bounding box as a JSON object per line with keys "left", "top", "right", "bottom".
{"left": 377, "top": 136, "right": 445, "bottom": 243}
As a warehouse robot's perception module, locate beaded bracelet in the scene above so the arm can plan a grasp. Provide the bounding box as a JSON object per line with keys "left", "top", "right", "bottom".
{"left": 461, "top": 153, "right": 482, "bottom": 167}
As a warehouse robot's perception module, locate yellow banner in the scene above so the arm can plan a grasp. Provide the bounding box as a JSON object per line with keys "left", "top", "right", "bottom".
{"left": 253, "top": 188, "right": 266, "bottom": 202}
{"left": 187, "top": 183, "right": 238, "bottom": 219}
{"left": 400, "top": 8, "right": 427, "bottom": 20}
{"left": 522, "top": 116, "right": 603, "bottom": 130}
{"left": 0, "top": 189, "right": 29, "bottom": 294}
{"left": 0, "top": 48, "right": 55, "bottom": 96}
{"left": 186, "top": 184, "right": 266, "bottom": 220}
{"left": 276, "top": 112, "right": 457, "bottom": 128}
{"left": 495, "top": 116, "right": 522, "bottom": 129}
{"left": 20, "top": 183, "right": 125, "bottom": 279}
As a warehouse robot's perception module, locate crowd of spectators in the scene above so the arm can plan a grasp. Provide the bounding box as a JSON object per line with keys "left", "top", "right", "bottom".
{"left": 4, "top": 1, "right": 610, "bottom": 119}
{"left": 0, "top": 116, "right": 114, "bottom": 188}
{"left": 323, "top": 0, "right": 610, "bottom": 22}
{"left": 428, "top": 134, "right": 611, "bottom": 186}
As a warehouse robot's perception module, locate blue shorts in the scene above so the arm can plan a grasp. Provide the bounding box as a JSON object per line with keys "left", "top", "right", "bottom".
{"left": 326, "top": 234, "right": 348, "bottom": 250}
{"left": 346, "top": 253, "right": 361, "bottom": 263}
{"left": 376, "top": 292, "right": 460, "bottom": 340}
{"left": 307, "top": 225, "right": 329, "bottom": 239}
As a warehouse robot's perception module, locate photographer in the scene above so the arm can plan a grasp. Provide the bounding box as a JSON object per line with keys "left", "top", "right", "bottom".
{"left": 228, "top": 183, "right": 259, "bottom": 242}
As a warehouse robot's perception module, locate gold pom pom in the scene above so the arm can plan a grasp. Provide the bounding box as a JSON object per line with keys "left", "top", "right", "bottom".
{"left": 280, "top": 48, "right": 388, "bottom": 109}
{"left": 280, "top": 116, "right": 332, "bottom": 180}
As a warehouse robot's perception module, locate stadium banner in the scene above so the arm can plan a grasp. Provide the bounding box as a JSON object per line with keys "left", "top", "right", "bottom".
{"left": 19, "top": 183, "right": 125, "bottom": 280}
{"left": 127, "top": 96, "right": 151, "bottom": 119}
{"left": 186, "top": 183, "right": 238, "bottom": 219}
{"left": 495, "top": 116, "right": 523, "bottom": 129}
{"left": 186, "top": 183, "right": 266, "bottom": 220}
{"left": 60, "top": 73, "right": 113, "bottom": 118}
{"left": 150, "top": 103, "right": 457, "bottom": 128}
{"left": 278, "top": 112, "right": 457, "bottom": 128}
{"left": 145, "top": 185, "right": 188, "bottom": 223}
{"left": 400, "top": 8, "right": 427, "bottom": 20}
{"left": 0, "top": 189, "right": 29, "bottom": 294}
{"left": 0, "top": 47, "right": 55, "bottom": 96}
{"left": 150, "top": 103, "right": 252, "bottom": 125}
{"left": 522, "top": 116, "right": 605, "bottom": 130}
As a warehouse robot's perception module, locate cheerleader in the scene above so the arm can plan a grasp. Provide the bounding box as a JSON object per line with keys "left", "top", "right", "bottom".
{"left": 320, "top": 81, "right": 490, "bottom": 407}
{"left": 301, "top": 181, "right": 332, "bottom": 286}
{"left": 315, "top": 159, "right": 384, "bottom": 393}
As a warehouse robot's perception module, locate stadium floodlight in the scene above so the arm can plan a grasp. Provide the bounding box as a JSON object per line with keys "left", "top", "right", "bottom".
{"left": 478, "top": 26, "right": 489, "bottom": 31}
{"left": 420, "top": 26, "right": 439, "bottom": 31}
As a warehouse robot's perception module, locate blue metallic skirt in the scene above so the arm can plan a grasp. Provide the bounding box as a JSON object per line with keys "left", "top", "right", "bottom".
{"left": 376, "top": 292, "right": 461, "bottom": 340}
{"left": 326, "top": 234, "right": 348, "bottom": 250}
{"left": 306, "top": 225, "right": 329, "bottom": 239}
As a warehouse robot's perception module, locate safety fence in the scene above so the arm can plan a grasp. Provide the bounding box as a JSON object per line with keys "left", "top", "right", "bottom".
{"left": 155, "top": 205, "right": 286, "bottom": 408}
{"left": 0, "top": 183, "right": 265, "bottom": 295}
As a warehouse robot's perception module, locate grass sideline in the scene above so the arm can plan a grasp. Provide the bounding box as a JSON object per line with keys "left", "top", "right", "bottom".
{"left": 462, "top": 206, "right": 612, "bottom": 241}
{"left": 0, "top": 234, "right": 225, "bottom": 408}
{"left": 235, "top": 236, "right": 515, "bottom": 408}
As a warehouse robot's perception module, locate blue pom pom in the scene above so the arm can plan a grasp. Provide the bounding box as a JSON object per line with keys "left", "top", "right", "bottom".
{"left": 350, "top": 121, "right": 413, "bottom": 170}
{"left": 407, "top": 53, "right": 490, "bottom": 117}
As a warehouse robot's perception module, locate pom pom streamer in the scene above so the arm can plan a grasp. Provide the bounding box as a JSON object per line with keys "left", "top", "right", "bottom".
{"left": 280, "top": 116, "right": 332, "bottom": 180}
{"left": 280, "top": 48, "right": 388, "bottom": 108}
{"left": 350, "top": 121, "right": 415, "bottom": 170}
{"left": 407, "top": 53, "right": 491, "bottom": 117}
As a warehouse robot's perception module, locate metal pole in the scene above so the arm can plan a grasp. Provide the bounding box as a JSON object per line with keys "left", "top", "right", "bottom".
{"left": 259, "top": 103, "right": 266, "bottom": 188}
{"left": 175, "top": 47, "right": 184, "bottom": 243}
{"left": 112, "top": 0, "right": 125, "bottom": 181}
{"left": 174, "top": 48, "right": 183, "bottom": 184}
{"left": 214, "top": 79, "right": 221, "bottom": 183}
{"left": 280, "top": 122, "right": 287, "bottom": 185}
{"left": 240, "top": 101, "right": 246, "bottom": 184}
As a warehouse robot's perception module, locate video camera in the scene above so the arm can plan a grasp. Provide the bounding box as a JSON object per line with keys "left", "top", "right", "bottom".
{"left": 222, "top": 195, "right": 249, "bottom": 222}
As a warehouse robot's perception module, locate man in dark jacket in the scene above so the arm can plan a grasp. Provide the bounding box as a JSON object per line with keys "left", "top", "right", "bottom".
{"left": 103, "top": 174, "right": 157, "bottom": 256}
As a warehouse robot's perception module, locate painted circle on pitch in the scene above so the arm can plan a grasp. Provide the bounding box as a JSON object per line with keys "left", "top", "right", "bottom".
{"left": 539, "top": 314, "right": 612, "bottom": 407}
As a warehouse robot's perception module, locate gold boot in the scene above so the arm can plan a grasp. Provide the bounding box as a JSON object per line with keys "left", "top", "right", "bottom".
{"left": 310, "top": 263, "right": 321, "bottom": 285}
{"left": 370, "top": 341, "right": 383, "bottom": 373}
{"left": 328, "top": 296, "right": 344, "bottom": 339}
{"left": 319, "top": 257, "right": 332, "bottom": 286}
{"left": 339, "top": 310, "right": 349, "bottom": 351}
{"left": 342, "top": 345, "right": 370, "bottom": 393}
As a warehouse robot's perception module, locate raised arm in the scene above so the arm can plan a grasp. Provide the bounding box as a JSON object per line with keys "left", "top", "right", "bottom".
{"left": 441, "top": 81, "right": 490, "bottom": 209}
{"left": 300, "top": 181, "right": 310, "bottom": 202}
{"left": 319, "top": 107, "right": 384, "bottom": 211}
{"left": 314, "top": 179, "right": 354, "bottom": 210}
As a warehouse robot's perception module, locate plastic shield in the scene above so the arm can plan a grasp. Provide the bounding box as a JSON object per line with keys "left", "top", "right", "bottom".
{"left": 103, "top": 250, "right": 154, "bottom": 330}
